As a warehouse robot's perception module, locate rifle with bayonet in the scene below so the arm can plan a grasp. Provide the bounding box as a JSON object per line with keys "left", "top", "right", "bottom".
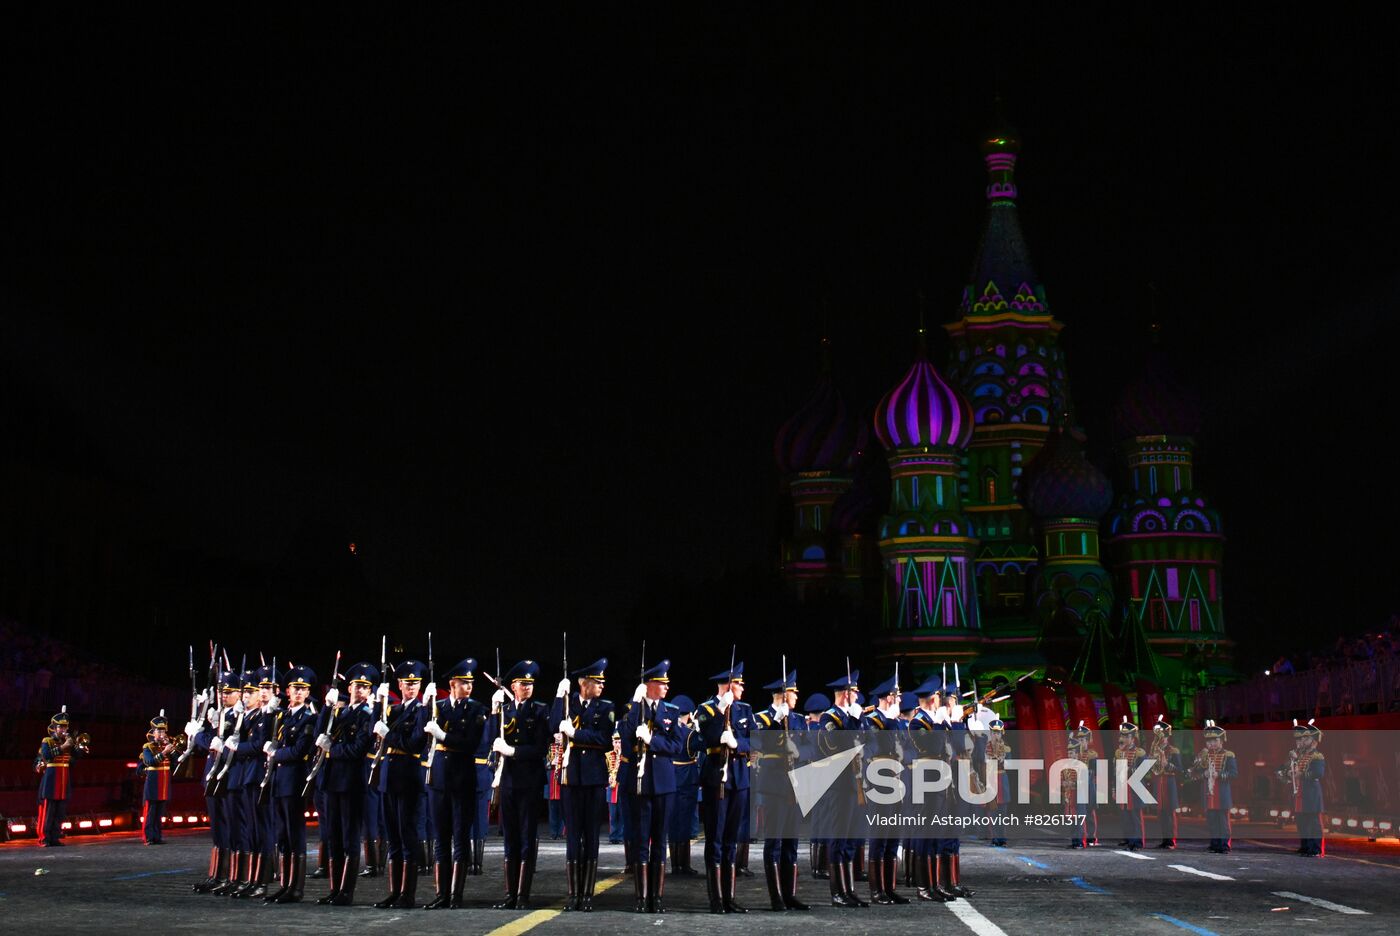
{"left": 490, "top": 646, "right": 506, "bottom": 800}
{"left": 300, "top": 650, "right": 342, "bottom": 797}
{"left": 367, "top": 637, "right": 394, "bottom": 789}
{"left": 425, "top": 632, "right": 439, "bottom": 785}
{"left": 208, "top": 652, "right": 247, "bottom": 796}
{"left": 717, "top": 643, "right": 736, "bottom": 799}
{"left": 558, "top": 631, "right": 571, "bottom": 779}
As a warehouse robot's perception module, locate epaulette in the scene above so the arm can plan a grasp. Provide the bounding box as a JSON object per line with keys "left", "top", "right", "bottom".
{"left": 1312, "top": 752, "right": 1324, "bottom": 760}
{"left": 701, "top": 703, "right": 717, "bottom": 718}
{"left": 756, "top": 713, "right": 772, "bottom": 728}
{"left": 1222, "top": 750, "right": 1235, "bottom": 759}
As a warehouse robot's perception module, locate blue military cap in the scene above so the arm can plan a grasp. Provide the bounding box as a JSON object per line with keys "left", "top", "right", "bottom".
{"left": 869, "top": 674, "right": 900, "bottom": 698}
{"left": 571, "top": 658, "right": 608, "bottom": 681}
{"left": 707, "top": 661, "right": 744, "bottom": 683}
{"left": 285, "top": 665, "right": 317, "bottom": 689}
{"left": 672, "top": 694, "right": 695, "bottom": 715}
{"left": 913, "top": 676, "right": 943, "bottom": 697}
{"left": 503, "top": 659, "right": 540, "bottom": 683}
{"left": 240, "top": 670, "right": 260, "bottom": 691}
{"left": 446, "top": 658, "right": 478, "bottom": 681}
{"left": 217, "top": 670, "right": 240, "bottom": 692}
{"left": 256, "top": 665, "right": 280, "bottom": 688}
{"left": 395, "top": 659, "right": 427, "bottom": 682}
{"left": 826, "top": 669, "right": 860, "bottom": 691}
{"left": 346, "top": 662, "right": 380, "bottom": 686}
{"left": 641, "top": 660, "right": 671, "bottom": 683}
{"left": 899, "top": 691, "right": 919, "bottom": 714}
{"left": 762, "top": 670, "right": 798, "bottom": 692}
{"left": 803, "top": 692, "right": 831, "bottom": 714}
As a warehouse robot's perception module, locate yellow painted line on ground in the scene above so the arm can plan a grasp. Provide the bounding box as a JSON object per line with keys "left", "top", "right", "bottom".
{"left": 1242, "top": 838, "right": 1400, "bottom": 872}
{"left": 483, "top": 874, "right": 625, "bottom": 936}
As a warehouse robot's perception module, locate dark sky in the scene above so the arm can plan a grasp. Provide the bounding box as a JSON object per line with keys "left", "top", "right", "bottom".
{"left": 6, "top": 10, "right": 1398, "bottom": 675}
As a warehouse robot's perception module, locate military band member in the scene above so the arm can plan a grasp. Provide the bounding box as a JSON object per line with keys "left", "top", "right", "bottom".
{"left": 139, "top": 712, "right": 176, "bottom": 845}
{"left": 802, "top": 691, "right": 831, "bottom": 881}
{"left": 551, "top": 657, "right": 616, "bottom": 912}
{"left": 372, "top": 659, "right": 430, "bottom": 908}
{"left": 696, "top": 661, "right": 753, "bottom": 914}
{"left": 315, "top": 662, "right": 377, "bottom": 906}
{"left": 490, "top": 659, "right": 551, "bottom": 910}
{"left": 1149, "top": 715, "right": 1183, "bottom": 849}
{"left": 668, "top": 694, "right": 702, "bottom": 878}
{"left": 423, "top": 657, "right": 488, "bottom": 909}
{"left": 607, "top": 732, "right": 624, "bottom": 844}
{"left": 1281, "top": 719, "right": 1325, "bottom": 857}
{"left": 907, "top": 677, "right": 954, "bottom": 901}
{"left": 1188, "top": 720, "right": 1237, "bottom": 853}
{"left": 1064, "top": 722, "right": 1097, "bottom": 849}
{"left": 36, "top": 708, "right": 82, "bottom": 847}
{"left": 1112, "top": 717, "right": 1147, "bottom": 850}
{"left": 755, "top": 669, "right": 807, "bottom": 912}
{"left": 819, "top": 670, "right": 867, "bottom": 908}
{"left": 191, "top": 671, "right": 240, "bottom": 892}
{"left": 263, "top": 665, "right": 318, "bottom": 903}
{"left": 862, "top": 673, "right": 910, "bottom": 906}
{"left": 622, "top": 659, "right": 683, "bottom": 913}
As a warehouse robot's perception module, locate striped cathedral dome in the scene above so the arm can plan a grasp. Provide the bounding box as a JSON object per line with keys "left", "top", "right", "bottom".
{"left": 873, "top": 356, "right": 974, "bottom": 451}
{"left": 1023, "top": 426, "right": 1113, "bottom": 519}
{"left": 774, "top": 375, "right": 858, "bottom": 473}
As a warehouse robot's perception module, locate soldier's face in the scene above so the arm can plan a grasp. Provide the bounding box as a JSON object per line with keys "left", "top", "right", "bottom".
{"left": 242, "top": 689, "right": 256, "bottom": 707}
{"left": 222, "top": 689, "right": 240, "bottom": 707}
{"left": 351, "top": 683, "right": 372, "bottom": 703}
{"left": 645, "top": 681, "right": 667, "bottom": 701}
{"left": 731, "top": 681, "right": 744, "bottom": 700}
{"left": 579, "top": 678, "right": 603, "bottom": 700}
{"left": 513, "top": 680, "right": 533, "bottom": 702}
{"left": 1206, "top": 737, "right": 1222, "bottom": 751}
{"left": 784, "top": 689, "right": 798, "bottom": 709}
{"left": 288, "top": 685, "right": 310, "bottom": 706}
{"left": 399, "top": 679, "right": 420, "bottom": 702}
{"left": 450, "top": 678, "right": 472, "bottom": 700}
{"left": 153, "top": 728, "right": 168, "bottom": 742}
{"left": 259, "top": 686, "right": 275, "bottom": 704}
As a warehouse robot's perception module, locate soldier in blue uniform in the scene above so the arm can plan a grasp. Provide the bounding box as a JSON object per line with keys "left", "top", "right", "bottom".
{"left": 551, "top": 657, "right": 615, "bottom": 912}
{"left": 1148, "top": 715, "right": 1184, "bottom": 849}
{"left": 370, "top": 659, "right": 430, "bottom": 908}
{"left": 229, "top": 667, "right": 277, "bottom": 898}
{"left": 422, "top": 657, "right": 488, "bottom": 908}
{"left": 216, "top": 670, "right": 268, "bottom": 895}
{"left": 667, "top": 694, "right": 702, "bottom": 879}
{"left": 1113, "top": 717, "right": 1148, "bottom": 851}
{"left": 191, "top": 671, "right": 240, "bottom": 892}
{"left": 695, "top": 661, "right": 754, "bottom": 914}
{"left": 488, "top": 659, "right": 551, "bottom": 909}
{"left": 36, "top": 708, "right": 82, "bottom": 847}
{"left": 621, "top": 659, "right": 683, "bottom": 913}
{"left": 139, "top": 712, "right": 176, "bottom": 844}
{"left": 907, "top": 677, "right": 954, "bottom": 901}
{"left": 898, "top": 691, "right": 920, "bottom": 882}
{"left": 469, "top": 701, "right": 493, "bottom": 875}
{"left": 1187, "top": 719, "right": 1237, "bottom": 853}
{"left": 242, "top": 665, "right": 282, "bottom": 898}
{"left": 309, "top": 671, "right": 337, "bottom": 884}
{"left": 755, "top": 668, "right": 808, "bottom": 912}
{"left": 818, "top": 670, "right": 867, "bottom": 908}
{"left": 802, "top": 691, "right": 831, "bottom": 881}
{"left": 262, "top": 664, "right": 318, "bottom": 903}
{"left": 1280, "top": 719, "right": 1326, "bottom": 857}
{"left": 936, "top": 680, "right": 975, "bottom": 897}
{"left": 861, "top": 673, "right": 910, "bottom": 906}
{"left": 360, "top": 670, "right": 388, "bottom": 883}
{"left": 314, "top": 661, "right": 377, "bottom": 906}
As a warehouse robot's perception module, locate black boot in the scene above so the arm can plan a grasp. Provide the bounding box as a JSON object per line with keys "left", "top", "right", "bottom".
{"left": 360, "top": 838, "right": 379, "bottom": 877}
{"left": 449, "top": 861, "right": 466, "bottom": 908}
{"left": 517, "top": 856, "right": 535, "bottom": 910}
{"left": 471, "top": 838, "right": 484, "bottom": 875}
{"left": 647, "top": 859, "right": 665, "bottom": 914}
{"left": 194, "top": 846, "right": 220, "bottom": 893}
{"left": 494, "top": 859, "right": 520, "bottom": 909}
{"left": 211, "top": 851, "right": 242, "bottom": 895}
{"left": 232, "top": 851, "right": 260, "bottom": 899}
{"left": 814, "top": 842, "right": 830, "bottom": 879}
{"left": 634, "top": 860, "right": 649, "bottom": 913}
{"left": 317, "top": 856, "right": 343, "bottom": 904}
{"left": 904, "top": 848, "right": 915, "bottom": 887}
{"left": 623, "top": 838, "right": 635, "bottom": 879}
{"left": 264, "top": 850, "right": 292, "bottom": 903}
{"left": 843, "top": 861, "right": 869, "bottom": 907}
{"left": 884, "top": 857, "right": 909, "bottom": 904}
{"left": 275, "top": 852, "right": 306, "bottom": 903}
{"left": 949, "top": 854, "right": 974, "bottom": 898}
{"left": 706, "top": 865, "right": 724, "bottom": 913}
{"left": 764, "top": 862, "right": 786, "bottom": 911}
{"left": 250, "top": 850, "right": 274, "bottom": 899}
{"left": 934, "top": 854, "right": 958, "bottom": 900}
{"left": 916, "top": 854, "right": 947, "bottom": 901}
{"left": 781, "top": 861, "right": 809, "bottom": 910}
{"left": 374, "top": 859, "right": 403, "bottom": 908}
{"left": 829, "top": 859, "right": 855, "bottom": 907}
{"left": 869, "top": 854, "right": 894, "bottom": 905}
{"left": 722, "top": 861, "right": 747, "bottom": 913}
{"left": 310, "top": 845, "right": 329, "bottom": 878}
{"left": 424, "top": 859, "right": 452, "bottom": 909}
{"left": 418, "top": 840, "right": 433, "bottom": 876}
{"left": 853, "top": 843, "right": 867, "bottom": 882}
{"left": 580, "top": 859, "right": 597, "bottom": 912}
{"left": 680, "top": 838, "right": 696, "bottom": 874}
{"left": 333, "top": 851, "right": 359, "bottom": 905}
{"left": 737, "top": 842, "right": 752, "bottom": 876}
{"left": 563, "top": 860, "right": 576, "bottom": 911}
{"left": 397, "top": 860, "right": 419, "bottom": 909}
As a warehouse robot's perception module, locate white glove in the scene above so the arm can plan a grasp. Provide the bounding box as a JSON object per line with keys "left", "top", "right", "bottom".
{"left": 263, "top": 741, "right": 277, "bottom": 755}
{"left": 560, "top": 718, "right": 576, "bottom": 738}
{"left": 425, "top": 720, "right": 447, "bottom": 742}
{"left": 184, "top": 719, "right": 201, "bottom": 738}
{"left": 967, "top": 713, "right": 985, "bottom": 733}
{"left": 373, "top": 720, "right": 390, "bottom": 738}
{"left": 881, "top": 703, "right": 901, "bottom": 720}
{"left": 376, "top": 682, "right": 391, "bottom": 701}
{"left": 265, "top": 694, "right": 279, "bottom": 711}
{"left": 720, "top": 728, "right": 738, "bottom": 750}
{"left": 845, "top": 703, "right": 863, "bottom": 719}
{"left": 635, "top": 723, "right": 653, "bottom": 745}
{"left": 225, "top": 738, "right": 239, "bottom": 753}
{"left": 556, "top": 678, "right": 571, "bottom": 699}
{"left": 324, "top": 688, "right": 339, "bottom": 706}
{"left": 207, "top": 708, "right": 221, "bottom": 727}
{"left": 492, "top": 688, "right": 509, "bottom": 711}
{"left": 209, "top": 736, "right": 225, "bottom": 753}
{"left": 632, "top": 683, "right": 647, "bottom": 703}
{"left": 933, "top": 707, "right": 949, "bottom": 725}
{"left": 717, "top": 690, "right": 734, "bottom": 712}
{"left": 423, "top": 682, "right": 436, "bottom": 701}
{"left": 950, "top": 702, "right": 965, "bottom": 722}
{"left": 773, "top": 702, "right": 789, "bottom": 721}
{"left": 316, "top": 733, "right": 332, "bottom": 752}
{"left": 234, "top": 701, "right": 245, "bottom": 714}
{"left": 492, "top": 737, "right": 516, "bottom": 757}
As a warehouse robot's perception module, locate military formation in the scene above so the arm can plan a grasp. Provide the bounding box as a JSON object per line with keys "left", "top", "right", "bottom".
{"left": 27, "top": 644, "right": 1336, "bottom": 912}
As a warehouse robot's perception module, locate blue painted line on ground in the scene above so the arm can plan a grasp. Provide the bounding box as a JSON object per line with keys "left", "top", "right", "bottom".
{"left": 1068, "top": 875, "right": 1110, "bottom": 894}
{"left": 1152, "top": 913, "right": 1219, "bottom": 936}
{"left": 1016, "top": 855, "right": 1052, "bottom": 869}
{"left": 111, "top": 868, "right": 196, "bottom": 881}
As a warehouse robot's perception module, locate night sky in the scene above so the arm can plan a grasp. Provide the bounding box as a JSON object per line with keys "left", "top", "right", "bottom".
{"left": 5, "top": 10, "right": 1398, "bottom": 683}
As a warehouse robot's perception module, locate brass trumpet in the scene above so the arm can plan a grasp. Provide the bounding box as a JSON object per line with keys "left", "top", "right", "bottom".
{"left": 71, "top": 732, "right": 92, "bottom": 755}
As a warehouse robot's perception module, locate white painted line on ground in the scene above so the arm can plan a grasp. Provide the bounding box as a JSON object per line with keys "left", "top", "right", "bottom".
{"left": 1114, "top": 849, "right": 1155, "bottom": 860}
{"left": 1169, "top": 864, "right": 1234, "bottom": 881}
{"left": 1272, "top": 891, "right": 1370, "bottom": 915}
{"left": 946, "top": 898, "right": 1011, "bottom": 936}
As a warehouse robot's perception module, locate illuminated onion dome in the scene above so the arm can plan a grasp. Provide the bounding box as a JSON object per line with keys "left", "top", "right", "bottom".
{"left": 873, "top": 355, "right": 974, "bottom": 451}
{"left": 1113, "top": 349, "right": 1202, "bottom": 439}
{"left": 774, "top": 375, "right": 858, "bottom": 473}
{"left": 1023, "top": 427, "right": 1113, "bottom": 519}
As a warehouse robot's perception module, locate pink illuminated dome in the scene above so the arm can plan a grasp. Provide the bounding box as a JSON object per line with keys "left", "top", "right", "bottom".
{"left": 873, "top": 352, "right": 974, "bottom": 451}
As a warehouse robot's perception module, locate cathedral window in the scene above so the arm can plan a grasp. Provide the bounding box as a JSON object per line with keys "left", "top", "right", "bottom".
{"left": 1208, "top": 569, "right": 1217, "bottom": 601}
{"left": 1166, "top": 567, "right": 1180, "bottom": 600}
{"left": 1189, "top": 600, "right": 1202, "bottom": 632}
{"left": 1130, "top": 568, "right": 1140, "bottom": 598}
{"left": 1149, "top": 599, "right": 1168, "bottom": 631}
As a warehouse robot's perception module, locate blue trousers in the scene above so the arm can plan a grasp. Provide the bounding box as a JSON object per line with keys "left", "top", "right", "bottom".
{"left": 471, "top": 765, "right": 492, "bottom": 838}
{"left": 429, "top": 787, "right": 473, "bottom": 862}
{"left": 500, "top": 787, "right": 539, "bottom": 862}
{"left": 384, "top": 788, "right": 423, "bottom": 862}
{"left": 1119, "top": 806, "right": 1145, "bottom": 847}
{"left": 609, "top": 799, "right": 624, "bottom": 842}
{"left": 629, "top": 792, "right": 672, "bottom": 865}
{"left": 207, "top": 796, "right": 229, "bottom": 849}
{"left": 670, "top": 782, "right": 698, "bottom": 844}
{"left": 700, "top": 784, "right": 744, "bottom": 868}
{"left": 564, "top": 785, "right": 605, "bottom": 861}
{"left": 363, "top": 786, "right": 382, "bottom": 841}
{"left": 275, "top": 795, "right": 308, "bottom": 855}
{"left": 1206, "top": 809, "right": 1231, "bottom": 849}
{"left": 324, "top": 789, "right": 364, "bottom": 860}
{"left": 142, "top": 798, "right": 166, "bottom": 843}
{"left": 230, "top": 786, "right": 257, "bottom": 851}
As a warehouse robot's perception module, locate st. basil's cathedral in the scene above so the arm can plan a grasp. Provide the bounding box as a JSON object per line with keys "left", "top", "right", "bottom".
{"left": 774, "top": 122, "right": 1234, "bottom": 724}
